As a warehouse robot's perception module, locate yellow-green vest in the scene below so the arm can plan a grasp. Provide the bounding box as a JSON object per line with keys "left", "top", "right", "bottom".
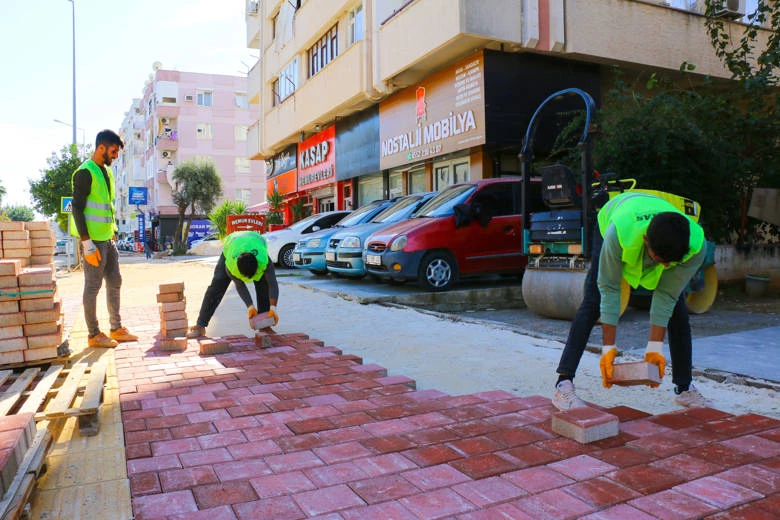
{"left": 224, "top": 231, "right": 269, "bottom": 283}
{"left": 597, "top": 192, "right": 704, "bottom": 290}
{"left": 69, "top": 159, "right": 117, "bottom": 240}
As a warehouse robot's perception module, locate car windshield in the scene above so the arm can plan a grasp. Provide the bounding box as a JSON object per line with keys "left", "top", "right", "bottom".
{"left": 414, "top": 185, "right": 476, "bottom": 217}
{"left": 288, "top": 212, "right": 324, "bottom": 231}
{"left": 336, "top": 201, "right": 383, "bottom": 227}
{"left": 370, "top": 195, "right": 427, "bottom": 223}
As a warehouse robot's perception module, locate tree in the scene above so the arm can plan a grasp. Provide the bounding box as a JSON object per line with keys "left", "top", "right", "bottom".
{"left": 0, "top": 181, "right": 6, "bottom": 206}
{"left": 266, "top": 188, "right": 285, "bottom": 225}
{"left": 2, "top": 205, "right": 35, "bottom": 222}
{"left": 29, "top": 145, "right": 85, "bottom": 232}
{"left": 170, "top": 158, "right": 223, "bottom": 254}
{"left": 208, "top": 200, "right": 247, "bottom": 239}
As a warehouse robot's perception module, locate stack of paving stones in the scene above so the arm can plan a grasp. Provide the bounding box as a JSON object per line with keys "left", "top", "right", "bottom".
{"left": 0, "top": 222, "right": 63, "bottom": 364}
{"left": 157, "top": 283, "right": 188, "bottom": 352}
{"left": 0, "top": 412, "right": 36, "bottom": 499}
{"left": 115, "top": 331, "right": 780, "bottom": 519}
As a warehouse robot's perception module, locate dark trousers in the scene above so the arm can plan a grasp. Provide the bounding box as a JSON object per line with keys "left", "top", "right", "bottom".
{"left": 555, "top": 230, "right": 693, "bottom": 389}
{"left": 83, "top": 239, "right": 122, "bottom": 336}
{"left": 195, "top": 254, "right": 270, "bottom": 327}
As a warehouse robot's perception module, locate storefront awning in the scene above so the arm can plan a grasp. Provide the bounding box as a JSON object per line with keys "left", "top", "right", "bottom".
{"left": 246, "top": 202, "right": 269, "bottom": 214}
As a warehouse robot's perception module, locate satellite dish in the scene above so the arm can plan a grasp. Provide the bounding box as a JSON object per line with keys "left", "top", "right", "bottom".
{"left": 152, "top": 61, "right": 163, "bottom": 71}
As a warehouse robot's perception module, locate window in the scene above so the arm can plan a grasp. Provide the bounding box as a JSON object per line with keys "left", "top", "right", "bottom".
{"left": 307, "top": 24, "right": 338, "bottom": 78}
{"left": 196, "top": 90, "right": 212, "bottom": 107}
{"left": 347, "top": 4, "right": 364, "bottom": 47}
{"left": 272, "top": 12, "right": 279, "bottom": 39}
{"left": 236, "top": 189, "right": 252, "bottom": 204}
{"left": 161, "top": 96, "right": 177, "bottom": 104}
{"left": 196, "top": 123, "right": 212, "bottom": 139}
{"left": 235, "top": 125, "right": 248, "bottom": 141}
{"left": 236, "top": 157, "right": 251, "bottom": 173}
{"left": 235, "top": 93, "right": 248, "bottom": 109}
{"left": 273, "top": 57, "right": 298, "bottom": 105}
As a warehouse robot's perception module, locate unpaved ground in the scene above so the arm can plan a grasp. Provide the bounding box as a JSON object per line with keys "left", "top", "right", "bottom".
{"left": 56, "top": 256, "right": 779, "bottom": 419}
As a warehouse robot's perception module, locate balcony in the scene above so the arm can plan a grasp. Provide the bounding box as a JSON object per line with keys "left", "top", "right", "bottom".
{"left": 246, "top": 0, "right": 261, "bottom": 49}
{"left": 378, "top": 0, "right": 522, "bottom": 87}
{"left": 248, "top": 120, "right": 262, "bottom": 160}
{"left": 248, "top": 60, "right": 261, "bottom": 105}
{"left": 155, "top": 131, "right": 179, "bottom": 150}
{"left": 263, "top": 41, "right": 366, "bottom": 153}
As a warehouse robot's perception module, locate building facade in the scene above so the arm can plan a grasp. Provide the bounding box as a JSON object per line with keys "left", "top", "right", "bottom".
{"left": 115, "top": 98, "right": 147, "bottom": 243}
{"left": 114, "top": 67, "right": 265, "bottom": 247}
{"left": 245, "top": 0, "right": 768, "bottom": 221}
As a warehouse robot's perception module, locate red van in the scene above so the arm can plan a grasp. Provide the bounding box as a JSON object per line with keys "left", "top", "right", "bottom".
{"left": 364, "top": 177, "right": 543, "bottom": 290}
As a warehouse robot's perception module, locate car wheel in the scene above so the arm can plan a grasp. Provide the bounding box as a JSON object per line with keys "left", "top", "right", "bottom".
{"left": 418, "top": 251, "right": 457, "bottom": 291}
{"left": 279, "top": 244, "right": 295, "bottom": 269}
{"left": 311, "top": 269, "right": 329, "bottom": 276}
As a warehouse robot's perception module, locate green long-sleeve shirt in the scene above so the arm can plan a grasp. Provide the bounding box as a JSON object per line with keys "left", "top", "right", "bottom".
{"left": 597, "top": 224, "right": 706, "bottom": 327}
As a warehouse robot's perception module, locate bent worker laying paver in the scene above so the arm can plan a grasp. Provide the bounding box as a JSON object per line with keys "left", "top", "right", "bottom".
{"left": 553, "top": 192, "right": 709, "bottom": 411}
{"left": 186, "top": 230, "right": 279, "bottom": 338}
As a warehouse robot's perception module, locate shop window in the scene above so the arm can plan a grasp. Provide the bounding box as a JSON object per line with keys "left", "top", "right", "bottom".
{"left": 358, "top": 173, "right": 383, "bottom": 205}
{"left": 389, "top": 171, "right": 403, "bottom": 198}
{"left": 408, "top": 169, "right": 426, "bottom": 194}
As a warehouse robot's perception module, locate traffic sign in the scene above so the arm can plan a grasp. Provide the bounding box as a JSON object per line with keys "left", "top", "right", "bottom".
{"left": 61, "top": 196, "right": 73, "bottom": 214}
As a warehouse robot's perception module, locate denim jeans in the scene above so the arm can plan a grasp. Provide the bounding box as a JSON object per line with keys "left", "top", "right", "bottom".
{"left": 555, "top": 229, "right": 693, "bottom": 389}
{"left": 82, "top": 239, "right": 122, "bottom": 337}
{"left": 195, "top": 254, "right": 270, "bottom": 327}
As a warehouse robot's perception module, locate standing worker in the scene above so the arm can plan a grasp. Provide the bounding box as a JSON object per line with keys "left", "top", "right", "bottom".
{"left": 70, "top": 130, "right": 138, "bottom": 348}
{"left": 552, "top": 192, "right": 708, "bottom": 411}
{"left": 186, "top": 230, "right": 279, "bottom": 338}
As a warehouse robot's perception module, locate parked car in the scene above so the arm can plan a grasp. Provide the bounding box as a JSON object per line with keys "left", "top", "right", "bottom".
{"left": 188, "top": 232, "right": 219, "bottom": 250}
{"left": 325, "top": 192, "right": 436, "bottom": 279}
{"left": 292, "top": 199, "right": 397, "bottom": 275}
{"left": 117, "top": 238, "right": 136, "bottom": 252}
{"left": 364, "top": 177, "right": 544, "bottom": 291}
{"left": 264, "top": 210, "right": 351, "bottom": 268}
{"left": 54, "top": 239, "right": 67, "bottom": 255}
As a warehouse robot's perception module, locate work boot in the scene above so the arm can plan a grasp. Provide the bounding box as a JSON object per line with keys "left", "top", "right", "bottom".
{"left": 673, "top": 384, "right": 708, "bottom": 408}
{"left": 552, "top": 380, "right": 586, "bottom": 411}
{"left": 186, "top": 325, "right": 206, "bottom": 339}
{"left": 88, "top": 332, "right": 118, "bottom": 348}
{"left": 110, "top": 327, "right": 138, "bottom": 342}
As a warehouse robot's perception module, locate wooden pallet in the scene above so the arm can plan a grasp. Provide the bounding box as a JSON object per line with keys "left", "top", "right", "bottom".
{"left": 0, "top": 363, "right": 107, "bottom": 437}
{"left": 0, "top": 428, "right": 51, "bottom": 520}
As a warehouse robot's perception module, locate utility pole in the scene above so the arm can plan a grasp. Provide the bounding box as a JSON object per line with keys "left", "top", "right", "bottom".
{"left": 68, "top": 0, "right": 77, "bottom": 148}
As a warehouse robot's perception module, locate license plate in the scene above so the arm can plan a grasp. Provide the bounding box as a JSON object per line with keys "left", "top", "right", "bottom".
{"left": 325, "top": 251, "right": 335, "bottom": 262}
{"left": 293, "top": 252, "right": 301, "bottom": 262}
{"left": 366, "top": 254, "right": 381, "bottom": 266}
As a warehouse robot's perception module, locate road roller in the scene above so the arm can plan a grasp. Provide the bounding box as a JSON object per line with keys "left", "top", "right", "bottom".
{"left": 518, "top": 88, "right": 717, "bottom": 320}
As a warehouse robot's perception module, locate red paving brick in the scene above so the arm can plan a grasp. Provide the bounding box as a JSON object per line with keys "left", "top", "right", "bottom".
{"left": 112, "top": 314, "right": 780, "bottom": 519}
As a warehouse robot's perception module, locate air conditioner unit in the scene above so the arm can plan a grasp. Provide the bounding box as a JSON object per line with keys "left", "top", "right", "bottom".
{"left": 162, "top": 151, "right": 170, "bottom": 158}
{"left": 248, "top": 1, "right": 259, "bottom": 15}
{"left": 185, "top": 95, "right": 193, "bottom": 101}
{"left": 160, "top": 117, "right": 170, "bottom": 125}
{"left": 714, "top": 0, "right": 745, "bottom": 19}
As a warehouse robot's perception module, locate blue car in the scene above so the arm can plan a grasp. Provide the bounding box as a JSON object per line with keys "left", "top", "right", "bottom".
{"left": 292, "top": 199, "right": 396, "bottom": 275}
{"left": 325, "top": 192, "right": 436, "bottom": 279}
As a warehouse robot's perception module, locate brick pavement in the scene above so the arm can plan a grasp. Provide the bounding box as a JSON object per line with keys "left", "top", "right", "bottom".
{"left": 114, "top": 302, "right": 779, "bottom": 520}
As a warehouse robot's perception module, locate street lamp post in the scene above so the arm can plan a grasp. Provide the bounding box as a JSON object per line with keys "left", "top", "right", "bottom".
{"left": 68, "top": 0, "right": 76, "bottom": 147}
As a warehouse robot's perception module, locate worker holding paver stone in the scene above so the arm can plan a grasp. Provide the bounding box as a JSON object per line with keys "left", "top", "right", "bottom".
{"left": 186, "top": 230, "right": 279, "bottom": 338}
{"left": 552, "top": 192, "right": 708, "bottom": 411}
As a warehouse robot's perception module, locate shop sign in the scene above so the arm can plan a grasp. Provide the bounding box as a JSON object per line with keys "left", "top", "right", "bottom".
{"left": 265, "top": 144, "right": 297, "bottom": 177}
{"left": 298, "top": 125, "right": 335, "bottom": 190}
{"left": 379, "top": 51, "right": 485, "bottom": 170}
{"left": 227, "top": 214, "right": 266, "bottom": 234}
{"left": 266, "top": 168, "right": 297, "bottom": 196}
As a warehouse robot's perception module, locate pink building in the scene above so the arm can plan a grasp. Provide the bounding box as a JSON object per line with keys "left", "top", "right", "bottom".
{"left": 131, "top": 67, "right": 265, "bottom": 246}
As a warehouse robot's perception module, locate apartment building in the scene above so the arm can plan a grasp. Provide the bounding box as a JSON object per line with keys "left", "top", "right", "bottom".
{"left": 245, "top": 0, "right": 766, "bottom": 223}
{"left": 115, "top": 98, "right": 147, "bottom": 243}
{"left": 113, "top": 66, "right": 265, "bottom": 247}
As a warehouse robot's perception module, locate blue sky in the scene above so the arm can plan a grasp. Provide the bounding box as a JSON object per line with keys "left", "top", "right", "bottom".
{"left": 0, "top": 0, "right": 256, "bottom": 211}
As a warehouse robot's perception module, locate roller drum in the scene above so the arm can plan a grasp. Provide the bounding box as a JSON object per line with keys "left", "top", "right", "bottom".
{"left": 522, "top": 269, "right": 588, "bottom": 320}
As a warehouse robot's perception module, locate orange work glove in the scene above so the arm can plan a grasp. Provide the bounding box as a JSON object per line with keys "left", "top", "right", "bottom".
{"left": 268, "top": 305, "right": 279, "bottom": 326}
{"left": 600, "top": 346, "right": 617, "bottom": 388}
{"left": 247, "top": 306, "right": 258, "bottom": 319}
{"left": 81, "top": 239, "right": 102, "bottom": 267}
{"left": 644, "top": 341, "right": 666, "bottom": 388}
